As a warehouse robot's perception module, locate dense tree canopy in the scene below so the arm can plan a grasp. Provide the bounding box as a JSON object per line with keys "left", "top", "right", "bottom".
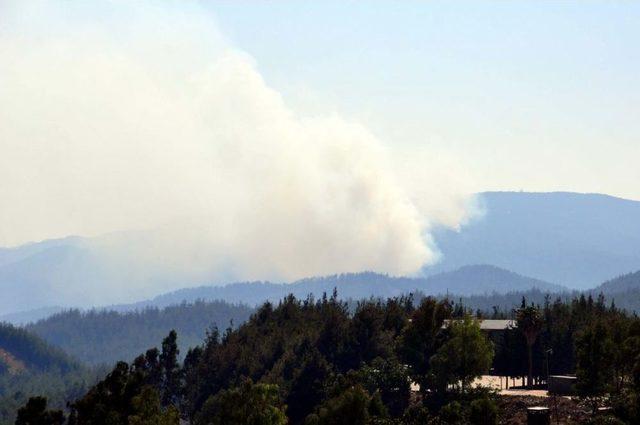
{"left": 12, "top": 290, "right": 640, "bottom": 424}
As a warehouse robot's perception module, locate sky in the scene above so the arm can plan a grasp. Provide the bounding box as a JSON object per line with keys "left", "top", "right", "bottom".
{"left": 210, "top": 1, "right": 640, "bottom": 201}
{"left": 0, "top": 1, "right": 638, "bottom": 286}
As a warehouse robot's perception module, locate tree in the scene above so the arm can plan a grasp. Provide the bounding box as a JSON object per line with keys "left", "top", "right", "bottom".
{"left": 439, "top": 401, "right": 464, "bottom": 424}
{"left": 576, "top": 320, "right": 615, "bottom": 414}
{"left": 516, "top": 304, "right": 543, "bottom": 388}
{"left": 285, "top": 347, "right": 332, "bottom": 424}
{"left": 429, "top": 315, "right": 494, "bottom": 393}
{"left": 194, "top": 380, "right": 287, "bottom": 425}
{"left": 305, "top": 385, "right": 384, "bottom": 425}
{"left": 160, "top": 330, "right": 180, "bottom": 406}
{"left": 128, "top": 386, "right": 179, "bottom": 425}
{"left": 469, "top": 397, "right": 498, "bottom": 425}
{"left": 357, "top": 357, "right": 410, "bottom": 416}
{"left": 15, "top": 396, "right": 65, "bottom": 425}
{"left": 398, "top": 298, "right": 451, "bottom": 392}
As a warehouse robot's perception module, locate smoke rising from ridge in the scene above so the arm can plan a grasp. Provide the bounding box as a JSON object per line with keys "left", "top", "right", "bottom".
{"left": 0, "top": 1, "right": 475, "bottom": 296}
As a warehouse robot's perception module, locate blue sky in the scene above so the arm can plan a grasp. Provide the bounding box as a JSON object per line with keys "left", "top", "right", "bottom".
{"left": 207, "top": 1, "right": 640, "bottom": 200}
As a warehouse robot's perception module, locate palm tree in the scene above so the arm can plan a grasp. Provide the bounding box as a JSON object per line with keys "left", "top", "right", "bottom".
{"left": 517, "top": 303, "right": 543, "bottom": 388}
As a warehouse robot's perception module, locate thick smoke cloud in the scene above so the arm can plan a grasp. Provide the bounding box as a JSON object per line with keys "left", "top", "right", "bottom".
{"left": 0, "top": 1, "right": 475, "bottom": 292}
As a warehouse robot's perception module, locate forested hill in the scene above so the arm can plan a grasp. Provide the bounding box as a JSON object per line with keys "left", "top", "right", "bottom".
{"left": 23, "top": 292, "right": 640, "bottom": 424}
{"left": 0, "top": 323, "right": 100, "bottom": 424}
{"left": 595, "top": 270, "right": 640, "bottom": 294}
{"left": 123, "top": 265, "right": 562, "bottom": 310}
{"left": 0, "top": 323, "right": 78, "bottom": 374}
{"left": 26, "top": 300, "right": 253, "bottom": 366}
{"left": 429, "top": 191, "right": 640, "bottom": 289}
{"left": 444, "top": 271, "right": 640, "bottom": 314}
{"left": 1, "top": 191, "right": 638, "bottom": 315}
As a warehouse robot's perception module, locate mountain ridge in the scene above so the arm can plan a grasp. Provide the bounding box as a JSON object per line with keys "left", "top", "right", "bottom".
{"left": 1, "top": 191, "right": 639, "bottom": 314}
{"left": 109, "top": 264, "right": 564, "bottom": 311}
{"left": 429, "top": 191, "right": 640, "bottom": 288}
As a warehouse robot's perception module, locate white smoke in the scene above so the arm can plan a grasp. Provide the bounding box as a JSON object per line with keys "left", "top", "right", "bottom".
{"left": 0, "top": 1, "right": 475, "bottom": 294}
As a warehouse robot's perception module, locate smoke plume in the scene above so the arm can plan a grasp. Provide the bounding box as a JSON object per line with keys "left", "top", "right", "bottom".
{"left": 0, "top": 1, "right": 475, "bottom": 297}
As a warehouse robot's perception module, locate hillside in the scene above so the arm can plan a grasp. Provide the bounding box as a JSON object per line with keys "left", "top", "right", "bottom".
{"left": 0, "top": 323, "right": 100, "bottom": 424}
{"left": 0, "top": 263, "right": 559, "bottom": 325}
{"left": 0, "top": 307, "right": 65, "bottom": 326}
{"left": 595, "top": 270, "right": 640, "bottom": 294}
{"left": 0, "top": 322, "right": 78, "bottom": 374}
{"left": 0, "top": 191, "right": 638, "bottom": 314}
{"left": 118, "top": 265, "right": 563, "bottom": 310}
{"left": 52, "top": 292, "right": 637, "bottom": 424}
{"left": 26, "top": 300, "right": 253, "bottom": 366}
{"left": 429, "top": 191, "right": 640, "bottom": 289}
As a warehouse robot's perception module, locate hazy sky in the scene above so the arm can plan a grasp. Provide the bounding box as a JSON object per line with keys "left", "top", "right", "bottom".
{"left": 0, "top": 1, "right": 638, "bottom": 284}
{"left": 210, "top": 1, "right": 640, "bottom": 200}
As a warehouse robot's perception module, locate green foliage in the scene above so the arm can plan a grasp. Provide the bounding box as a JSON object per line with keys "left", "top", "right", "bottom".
{"left": 194, "top": 380, "right": 286, "bottom": 425}
{"left": 68, "top": 330, "right": 182, "bottom": 425}
{"left": 398, "top": 298, "right": 451, "bottom": 392}
{"left": 14, "top": 396, "right": 64, "bottom": 425}
{"left": 128, "top": 387, "right": 179, "bottom": 425}
{"left": 516, "top": 303, "right": 543, "bottom": 387}
{"left": 0, "top": 323, "right": 78, "bottom": 373}
{"left": 400, "top": 405, "right": 432, "bottom": 425}
{"left": 0, "top": 368, "right": 100, "bottom": 424}
{"left": 575, "top": 319, "right": 616, "bottom": 410}
{"left": 307, "top": 385, "right": 381, "bottom": 425}
{"left": 439, "top": 401, "right": 464, "bottom": 424}
{"left": 26, "top": 301, "right": 253, "bottom": 365}
{"left": 469, "top": 397, "right": 498, "bottom": 425}
{"left": 430, "top": 316, "right": 493, "bottom": 393}
{"left": 0, "top": 323, "right": 98, "bottom": 424}
{"left": 159, "top": 330, "right": 179, "bottom": 406}
{"left": 357, "top": 357, "right": 410, "bottom": 416}
{"left": 14, "top": 290, "right": 640, "bottom": 425}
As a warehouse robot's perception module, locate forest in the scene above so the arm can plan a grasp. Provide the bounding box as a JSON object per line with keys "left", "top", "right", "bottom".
{"left": 11, "top": 291, "right": 640, "bottom": 424}
{"left": 26, "top": 301, "right": 253, "bottom": 365}
{"left": 0, "top": 323, "right": 104, "bottom": 423}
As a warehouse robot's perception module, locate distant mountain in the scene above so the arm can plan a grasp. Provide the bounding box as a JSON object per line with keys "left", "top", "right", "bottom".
{"left": 20, "top": 266, "right": 559, "bottom": 366}
{"left": 1, "top": 191, "right": 638, "bottom": 314}
{"left": 0, "top": 237, "right": 112, "bottom": 315}
{"left": 119, "top": 265, "right": 563, "bottom": 310}
{"left": 594, "top": 270, "right": 640, "bottom": 294}
{"left": 0, "top": 306, "right": 65, "bottom": 326}
{"left": 0, "top": 233, "right": 216, "bottom": 315}
{"left": 429, "top": 192, "right": 640, "bottom": 289}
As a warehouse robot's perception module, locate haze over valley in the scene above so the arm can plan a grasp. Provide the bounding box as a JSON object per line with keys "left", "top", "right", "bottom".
{"left": 1, "top": 2, "right": 640, "bottom": 424}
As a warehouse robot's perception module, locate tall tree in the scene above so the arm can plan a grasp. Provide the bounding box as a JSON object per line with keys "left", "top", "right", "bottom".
{"left": 398, "top": 298, "right": 451, "bottom": 392}
{"left": 429, "top": 315, "right": 494, "bottom": 393}
{"left": 575, "top": 319, "right": 615, "bottom": 414}
{"left": 517, "top": 304, "right": 543, "bottom": 388}
{"left": 15, "top": 396, "right": 65, "bottom": 425}
{"left": 194, "top": 380, "right": 287, "bottom": 425}
{"left": 128, "top": 387, "right": 179, "bottom": 425}
{"left": 160, "top": 330, "right": 180, "bottom": 406}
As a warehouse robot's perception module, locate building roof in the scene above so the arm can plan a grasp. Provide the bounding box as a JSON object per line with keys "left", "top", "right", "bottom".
{"left": 478, "top": 319, "right": 516, "bottom": 330}
{"left": 442, "top": 319, "right": 516, "bottom": 330}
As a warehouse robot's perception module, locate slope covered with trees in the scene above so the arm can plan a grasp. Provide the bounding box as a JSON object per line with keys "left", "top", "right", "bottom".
{"left": 596, "top": 270, "right": 640, "bottom": 294}
{"left": 54, "top": 294, "right": 499, "bottom": 424}
{"left": 26, "top": 300, "right": 253, "bottom": 366}
{"left": 124, "top": 266, "right": 562, "bottom": 311}
{"left": 0, "top": 323, "right": 77, "bottom": 374}
{"left": 14, "top": 291, "right": 640, "bottom": 424}
{"left": 0, "top": 323, "right": 101, "bottom": 424}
